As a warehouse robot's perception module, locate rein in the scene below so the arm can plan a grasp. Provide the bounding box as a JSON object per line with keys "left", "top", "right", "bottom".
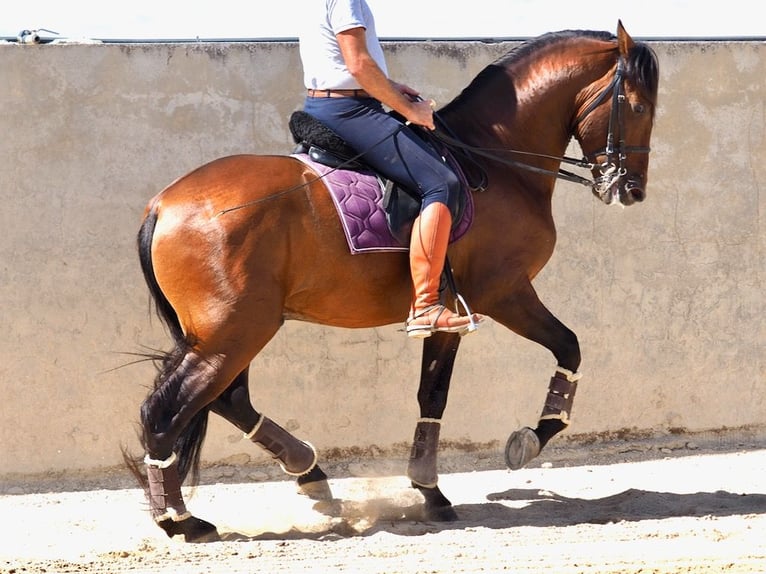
{"left": 432, "top": 55, "right": 649, "bottom": 189}
{"left": 430, "top": 125, "right": 595, "bottom": 188}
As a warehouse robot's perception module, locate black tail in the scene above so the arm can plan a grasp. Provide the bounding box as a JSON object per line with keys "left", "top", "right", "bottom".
{"left": 137, "top": 204, "right": 185, "bottom": 346}
{"left": 127, "top": 202, "right": 210, "bottom": 487}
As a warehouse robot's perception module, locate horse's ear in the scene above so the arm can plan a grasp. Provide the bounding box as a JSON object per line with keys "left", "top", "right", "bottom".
{"left": 616, "top": 19, "right": 635, "bottom": 55}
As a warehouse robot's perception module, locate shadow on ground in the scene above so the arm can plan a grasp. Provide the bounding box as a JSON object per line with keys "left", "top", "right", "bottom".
{"left": 216, "top": 486, "right": 766, "bottom": 542}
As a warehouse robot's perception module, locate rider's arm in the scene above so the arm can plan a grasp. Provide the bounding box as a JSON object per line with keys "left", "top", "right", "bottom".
{"left": 336, "top": 27, "right": 435, "bottom": 130}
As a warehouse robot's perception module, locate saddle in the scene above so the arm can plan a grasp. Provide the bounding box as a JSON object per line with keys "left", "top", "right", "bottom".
{"left": 288, "top": 110, "right": 476, "bottom": 246}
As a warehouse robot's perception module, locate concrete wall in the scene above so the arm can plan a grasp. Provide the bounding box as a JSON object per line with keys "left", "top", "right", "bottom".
{"left": 0, "top": 37, "right": 763, "bottom": 477}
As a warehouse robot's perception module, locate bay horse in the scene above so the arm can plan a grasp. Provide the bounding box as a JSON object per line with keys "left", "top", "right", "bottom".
{"left": 126, "top": 21, "right": 659, "bottom": 542}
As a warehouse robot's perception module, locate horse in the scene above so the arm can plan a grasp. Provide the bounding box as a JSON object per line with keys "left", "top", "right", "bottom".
{"left": 125, "top": 21, "right": 659, "bottom": 542}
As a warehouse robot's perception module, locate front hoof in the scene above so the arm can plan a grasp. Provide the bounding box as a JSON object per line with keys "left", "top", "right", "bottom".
{"left": 504, "top": 427, "right": 541, "bottom": 470}
{"left": 158, "top": 515, "right": 220, "bottom": 543}
{"left": 412, "top": 483, "right": 458, "bottom": 522}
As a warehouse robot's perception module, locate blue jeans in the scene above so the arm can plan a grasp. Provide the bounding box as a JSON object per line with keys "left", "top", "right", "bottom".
{"left": 303, "top": 96, "right": 460, "bottom": 213}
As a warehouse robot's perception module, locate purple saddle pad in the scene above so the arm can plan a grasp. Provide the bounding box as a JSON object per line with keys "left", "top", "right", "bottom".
{"left": 292, "top": 153, "right": 473, "bottom": 254}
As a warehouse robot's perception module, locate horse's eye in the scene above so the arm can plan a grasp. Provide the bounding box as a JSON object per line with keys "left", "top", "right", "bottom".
{"left": 632, "top": 102, "right": 646, "bottom": 114}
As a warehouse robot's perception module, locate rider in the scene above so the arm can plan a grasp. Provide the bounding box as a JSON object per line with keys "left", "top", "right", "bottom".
{"left": 298, "top": 0, "right": 484, "bottom": 338}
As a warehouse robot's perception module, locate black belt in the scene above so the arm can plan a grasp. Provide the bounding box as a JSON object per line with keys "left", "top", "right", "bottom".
{"left": 307, "top": 89, "right": 371, "bottom": 98}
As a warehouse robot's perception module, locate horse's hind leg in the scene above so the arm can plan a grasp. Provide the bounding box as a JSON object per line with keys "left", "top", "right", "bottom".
{"left": 407, "top": 332, "right": 461, "bottom": 521}
{"left": 209, "top": 368, "right": 332, "bottom": 500}
{"left": 139, "top": 351, "right": 236, "bottom": 543}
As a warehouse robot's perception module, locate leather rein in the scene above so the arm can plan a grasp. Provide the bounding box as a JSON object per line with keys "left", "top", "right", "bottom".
{"left": 431, "top": 55, "right": 650, "bottom": 190}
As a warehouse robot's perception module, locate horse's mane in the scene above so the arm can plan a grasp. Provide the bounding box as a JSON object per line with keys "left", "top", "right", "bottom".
{"left": 499, "top": 29, "right": 616, "bottom": 65}
{"left": 448, "top": 29, "right": 659, "bottom": 108}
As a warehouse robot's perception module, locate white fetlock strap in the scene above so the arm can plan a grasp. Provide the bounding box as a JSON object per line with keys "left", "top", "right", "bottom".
{"left": 418, "top": 417, "right": 442, "bottom": 424}
{"left": 279, "top": 442, "right": 319, "bottom": 477}
{"left": 154, "top": 508, "right": 192, "bottom": 523}
{"left": 144, "top": 452, "right": 177, "bottom": 469}
{"left": 556, "top": 366, "right": 583, "bottom": 382}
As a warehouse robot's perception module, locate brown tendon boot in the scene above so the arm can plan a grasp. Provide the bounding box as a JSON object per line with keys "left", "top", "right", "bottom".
{"left": 245, "top": 415, "right": 317, "bottom": 476}
{"left": 406, "top": 202, "right": 483, "bottom": 338}
{"left": 145, "top": 453, "right": 190, "bottom": 524}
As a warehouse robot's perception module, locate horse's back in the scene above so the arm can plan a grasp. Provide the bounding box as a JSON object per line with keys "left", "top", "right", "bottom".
{"left": 144, "top": 153, "right": 412, "bottom": 334}
{"left": 153, "top": 154, "right": 311, "bottom": 210}
{"left": 148, "top": 154, "right": 338, "bottom": 252}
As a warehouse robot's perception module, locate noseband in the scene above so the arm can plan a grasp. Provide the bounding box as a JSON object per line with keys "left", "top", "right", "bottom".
{"left": 573, "top": 57, "right": 651, "bottom": 186}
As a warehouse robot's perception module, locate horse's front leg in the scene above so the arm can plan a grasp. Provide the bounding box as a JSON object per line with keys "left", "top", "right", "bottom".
{"left": 407, "top": 331, "right": 462, "bottom": 521}
{"left": 495, "top": 282, "right": 582, "bottom": 470}
{"left": 210, "top": 369, "right": 332, "bottom": 501}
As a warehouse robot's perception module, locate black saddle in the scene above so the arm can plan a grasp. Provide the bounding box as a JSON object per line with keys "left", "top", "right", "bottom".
{"left": 289, "top": 110, "right": 368, "bottom": 171}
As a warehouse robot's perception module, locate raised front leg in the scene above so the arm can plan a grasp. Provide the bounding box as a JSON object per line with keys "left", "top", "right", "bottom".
{"left": 407, "top": 331, "right": 461, "bottom": 521}
{"left": 491, "top": 281, "right": 583, "bottom": 470}
{"left": 505, "top": 366, "right": 581, "bottom": 469}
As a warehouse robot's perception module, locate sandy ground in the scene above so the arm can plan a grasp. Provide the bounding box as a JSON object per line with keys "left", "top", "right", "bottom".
{"left": 2, "top": 435, "right": 765, "bottom": 574}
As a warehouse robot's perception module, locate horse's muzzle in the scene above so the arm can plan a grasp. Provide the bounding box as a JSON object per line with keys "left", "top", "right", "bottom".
{"left": 592, "top": 173, "right": 645, "bottom": 206}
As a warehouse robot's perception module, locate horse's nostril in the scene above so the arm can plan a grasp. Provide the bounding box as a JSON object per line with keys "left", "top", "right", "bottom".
{"left": 631, "top": 188, "right": 646, "bottom": 202}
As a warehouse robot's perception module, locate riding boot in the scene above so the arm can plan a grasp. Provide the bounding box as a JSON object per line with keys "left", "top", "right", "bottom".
{"left": 405, "top": 202, "right": 483, "bottom": 338}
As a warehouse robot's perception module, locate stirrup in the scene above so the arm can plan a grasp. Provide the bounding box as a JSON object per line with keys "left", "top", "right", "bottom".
{"left": 405, "top": 303, "right": 482, "bottom": 339}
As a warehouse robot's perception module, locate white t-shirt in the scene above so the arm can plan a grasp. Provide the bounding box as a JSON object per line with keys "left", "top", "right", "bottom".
{"left": 299, "top": 0, "right": 388, "bottom": 90}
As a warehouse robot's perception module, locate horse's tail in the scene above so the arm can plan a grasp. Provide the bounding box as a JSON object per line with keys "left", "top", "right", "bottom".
{"left": 137, "top": 202, "right": 184, "bottom": 346}
{"left": 126, "top": 201, "right": 210, "bottom": 488}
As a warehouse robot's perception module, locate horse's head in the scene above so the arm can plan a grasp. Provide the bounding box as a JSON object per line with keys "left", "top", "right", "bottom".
{"left": 573, "top": 21, "right": 659, "bottom": 206}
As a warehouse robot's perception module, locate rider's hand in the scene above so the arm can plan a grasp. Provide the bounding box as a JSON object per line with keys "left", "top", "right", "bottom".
{"left": 392, "top": 81, "right": 420, "bottom": 99}
{"left": 404, "top": 98, "right": 436, "bottom": 130}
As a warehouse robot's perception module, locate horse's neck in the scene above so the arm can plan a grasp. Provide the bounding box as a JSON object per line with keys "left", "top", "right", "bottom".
{"left": 445, "top": 43, "right": 614, "bottom": 173}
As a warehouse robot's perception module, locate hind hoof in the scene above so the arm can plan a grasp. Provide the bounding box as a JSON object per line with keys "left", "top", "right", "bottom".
{"left": 504, "top": 427, "right": 541, "bottom": 470}
{"left": 412, "top": 483, "right": 458, "bottom": 522}
{"left": 158, "top": 515, "right": 220, "bottom": 543}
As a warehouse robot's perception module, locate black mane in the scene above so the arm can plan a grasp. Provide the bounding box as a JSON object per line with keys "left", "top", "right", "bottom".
{"left": 500, "top": 29, "right": 616, "bottom": 66}
{"left": 448, "top": 29, "right": 659, "bottom": 109}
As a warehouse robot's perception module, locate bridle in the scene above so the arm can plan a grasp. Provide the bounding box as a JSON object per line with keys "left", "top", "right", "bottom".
{"left": 572, "top": 56, "right": 651, "bottom": 191}
{"left": 431, "top": 54, "right": 651, "bottom": 191}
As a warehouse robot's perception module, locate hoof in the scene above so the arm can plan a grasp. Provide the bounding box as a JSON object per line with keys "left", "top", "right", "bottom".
{"left": 297, "top": 465, "right": 333, "bottom": 501}
{"left": 504, "top": 427, "right": 541, "bottom": 470}
{"left": 158, "top": 515, "right": 220, "bottom": 543}
{"left": 298, "top": 478, "right": 333, "bottom": 501}
{"left": 412, "top": 483, "right": 458, "bottom": 522}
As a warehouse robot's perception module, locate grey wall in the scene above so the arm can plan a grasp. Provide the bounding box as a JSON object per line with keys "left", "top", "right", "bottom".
{"left": 0, "top": 37, "right": 763, "bottom": 477}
